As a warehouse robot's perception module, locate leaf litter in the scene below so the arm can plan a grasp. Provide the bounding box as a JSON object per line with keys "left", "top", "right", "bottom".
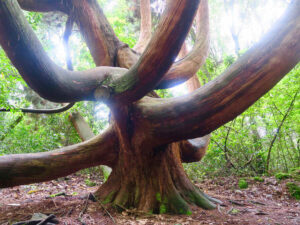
{"left": 0, "top": 174, "right": 299, "bottom": 224}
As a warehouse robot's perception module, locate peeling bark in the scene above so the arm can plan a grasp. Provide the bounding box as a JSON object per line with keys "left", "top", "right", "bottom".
{"left": 95, "top": 143, "right": 216, "bottom": 214}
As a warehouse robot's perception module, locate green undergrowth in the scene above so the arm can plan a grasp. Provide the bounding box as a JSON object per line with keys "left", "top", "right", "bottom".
{"left": 253, "top": 176, "right": 264, "bottom": 182}
{"left": 274, "top": 168, "right": 300, "bottom": 182}
{"left": 289, "top": 167, "right": 300, "bottom": 181}
{"left": 238, "top": 179, "right": 248, "bottom": 189}
{"left": 275, "top": 172, "right": 290, "bottom": 180}
{"left": 85, "top": 178, "right": 96, "bottom": 187}
{"left": 286, "top": 182, "right": 300, "bottom": 200}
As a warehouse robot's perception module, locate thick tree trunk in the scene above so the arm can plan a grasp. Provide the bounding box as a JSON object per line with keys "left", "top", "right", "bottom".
{"left": 93, "top": 107, "right": 216, "bottom": 214}
{"left": 95, "top": 141, "right": 215, "bottom": 214}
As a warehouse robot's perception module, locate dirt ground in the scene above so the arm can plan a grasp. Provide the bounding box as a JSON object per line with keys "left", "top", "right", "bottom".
{"left": 0, "top": 173, "right": 299, "bottom": 225}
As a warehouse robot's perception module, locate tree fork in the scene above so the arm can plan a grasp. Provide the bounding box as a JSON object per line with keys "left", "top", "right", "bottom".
{"left": 93, "top": 105, "right": 216, "bottom": 214}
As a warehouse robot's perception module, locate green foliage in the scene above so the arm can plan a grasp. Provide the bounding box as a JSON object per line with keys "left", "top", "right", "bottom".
{"left": 238, "top": 179, "right": 248, "bottom": 189}
{"left": 99, "top": 0, "right": 137, "bottom": 47}
{"left": 275, "top": 173, "right": 290, "bottom": 180}
{"left": 155, "top": 89, "right": 173, "bottom": 98}
{"left": 49, "top": 192, "right": 66, "bottom": 198}
{"left": 253, "top": 176, "right": 264, "bottom": 182}
{"left": 228, "top": 208, "right": 240, "bottom": 215}
{"left": 159, "top": 204, "right": 167, "bottom": 214}
{"left": 85, "top": 179, "right": 97, "bottom": 187}
{"left": 223, "top": 55, "right": 236, "bottom": 67}
{"left": 156, "top": 193, "right": 162, "bottom": 202}
{"left": 0, "top": 113, "right": 81, "bottom": 155}
{"left": 290, "top": 167, "right": 300, "bottom": 181}
{"left": 286, "top": 182, "right": 300, "bottom": 200}
{"left": 186, "top": 64, "right": 300, "bottom": 180}
{"left": 0, "top": 6, "right": 109, "bottom": 157}
{"left": 24, "top": 12, "right": 43, "bottom": 30}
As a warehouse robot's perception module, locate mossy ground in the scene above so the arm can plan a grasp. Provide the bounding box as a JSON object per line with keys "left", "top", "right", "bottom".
{"left": 238, "top": 179, "right": 248, "bottom": 189}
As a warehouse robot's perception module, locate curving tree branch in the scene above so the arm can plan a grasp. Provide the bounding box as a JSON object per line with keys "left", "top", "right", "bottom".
{"left": 1, "top": 0, "right": 201, "bottom": 105}
{"left": 110, "top": 0, "right": 200, "bottom": 104}
{"left": 116, "top": 0, "right": 209, "bottom": 90}
{"left": 135, "top": 1, "right": 300, "bottom": 144}
{"left": 156, "top": 0, "right": 210, "bottom": 89}
{"left": 180, "top": 136, "right": 211, "bottom": 163}
{"left": 0, "top": 126, "right": 119, "bottom": 188}
{"left": 69, "top": 0, "right": 122, "bottom": 66}
{"left": 17, "top": 0, "right": 68, "bottom": 13}
{"left": 177, "top": 41, "right": 211, "bottom": 163}
{"left": 0, "top": 103, "right": 74, "bottom": 114}
{"left": 0, "top": 0, "right": 127, "bottom": 103}
{"left": 18, "top": 0, "right": 121, "bottom": 66}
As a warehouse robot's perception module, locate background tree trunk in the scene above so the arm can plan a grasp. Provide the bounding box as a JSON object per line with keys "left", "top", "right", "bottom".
{"left": 69, "top": 112, "right": 112, "bottom": 180}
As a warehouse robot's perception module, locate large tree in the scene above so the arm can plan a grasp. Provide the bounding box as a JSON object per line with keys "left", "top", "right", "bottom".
{"left": 0, "top": 0, "right": 299, "bottom": 215}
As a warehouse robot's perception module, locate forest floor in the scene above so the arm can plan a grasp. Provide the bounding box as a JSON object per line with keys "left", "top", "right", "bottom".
{"left": 0, "top": 173, "right": 299, "bottom": 225}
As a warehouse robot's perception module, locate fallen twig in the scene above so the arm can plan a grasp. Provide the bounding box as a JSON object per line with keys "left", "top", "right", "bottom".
{"left": 249, "top": 200, "right": 266, "bottom": 205}
{"left": 229, "top": 200, "right": 245, "bottom": 206}
{"left": 46, "top": 192, "right": 66, "bottom": 199}
{"left": 37, "top": 214, "right": 56, "bottom": 225}
{"left": 90, "top": 193, "right": 117, "bottom": 225}
{"left": 12, "top": 214, "right": 58, "bottom": 225}
{"left": 255, "top": 211, "right": 268, "bottom": 215}
{"left": 217, "top": 204, "right": 223, "bottom": 214}
{"left": 79, "top": 195, "right": 89, "bottom": 219}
